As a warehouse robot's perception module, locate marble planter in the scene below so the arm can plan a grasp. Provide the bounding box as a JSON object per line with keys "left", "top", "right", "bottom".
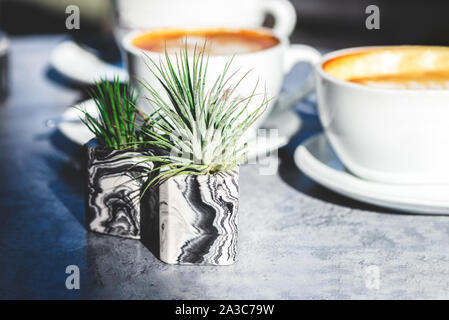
{"left": 85, "top": 139, "right": 154, "bottom": 239}
{"left": 143, "top": 169, "right": 240, "bottom": 265}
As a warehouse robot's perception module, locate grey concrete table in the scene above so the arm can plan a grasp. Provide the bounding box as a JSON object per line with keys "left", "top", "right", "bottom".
{"left": 1, "top": 35, "right": 449, "bottom": 300}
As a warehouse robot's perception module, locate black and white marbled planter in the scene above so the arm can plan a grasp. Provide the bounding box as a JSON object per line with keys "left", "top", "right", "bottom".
{"left": 85, "top": 139, "right": 154, "bottom": 239}
{"left": 144, "top": 169, "right": 240, "bottom": 265}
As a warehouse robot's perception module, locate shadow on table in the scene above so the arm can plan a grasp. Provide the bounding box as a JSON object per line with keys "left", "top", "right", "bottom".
{"left": 278, "top": 149, "right": 408, "bottom": 215}
{"left": 46, "top": 129, "right": 86, "bottom": 227}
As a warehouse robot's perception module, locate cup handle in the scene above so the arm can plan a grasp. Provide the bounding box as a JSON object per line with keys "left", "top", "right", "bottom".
{"left": 283, "top": 44, "right": 321, "bottom": 74}
{"left": 272, "top": 44, "right": 321, "bottom": 115}
{"left": 262, "top": 0, "right": 297, "bottom": 38}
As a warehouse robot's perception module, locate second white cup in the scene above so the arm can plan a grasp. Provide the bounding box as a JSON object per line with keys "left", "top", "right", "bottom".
{"left": 122, "top": 27, "right": 321, "bottom": 138}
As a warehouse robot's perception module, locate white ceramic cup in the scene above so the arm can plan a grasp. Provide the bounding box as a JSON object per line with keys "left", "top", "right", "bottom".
{"left": 113, "top": 0, "right": 297, "bottom": 40}
{"left": 122, "top": 28, "right": 321, "bottom": 138}
{"left": 316, "top": 46, "right": 449, "bottom": 185}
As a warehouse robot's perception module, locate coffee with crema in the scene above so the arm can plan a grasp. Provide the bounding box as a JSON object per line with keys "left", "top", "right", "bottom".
{"left": 323, "top": 46, "right": 449, "bottom": 89}
{"left": 131, "top": 28, "right": 280, "bottom": 56}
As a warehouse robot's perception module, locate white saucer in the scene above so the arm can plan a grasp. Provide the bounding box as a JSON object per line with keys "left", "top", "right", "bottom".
{"left": 58, "top": 99, "right": 301, "bottom": 161}
{"left": 294, "top": 134, "right": 449, "bottom": 214}
{"left": 57, "top": 99, "right": 97, "bottom": 145}
{"left": 50, "top": 41, "right": 128, "bottom": 84}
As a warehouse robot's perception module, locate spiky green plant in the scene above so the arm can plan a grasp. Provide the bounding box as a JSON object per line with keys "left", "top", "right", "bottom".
{"left": 77, "top": 77, "right": 140, "bottom": 150}
{"left": 136, "top": 43, "right": 269, "bottom": 186}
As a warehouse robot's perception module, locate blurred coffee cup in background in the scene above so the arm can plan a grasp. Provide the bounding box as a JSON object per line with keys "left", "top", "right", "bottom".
{"left": 111, "top": 0, "right": 297, "bottom": 42}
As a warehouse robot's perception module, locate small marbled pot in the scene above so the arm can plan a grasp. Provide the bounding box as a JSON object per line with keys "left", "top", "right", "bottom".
{"left": 85, "top": 139, "right": 154, "bottom": 239}
{"left": 143, "top": 169, "right": 240, "bottom": 265}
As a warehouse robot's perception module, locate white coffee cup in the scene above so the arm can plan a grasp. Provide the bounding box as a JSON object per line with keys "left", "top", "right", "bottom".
{"left": 316, "top": 46, "right": 449, "bottom": 185}
{"left": 122, "top": 27, "right": 321, "bottom": 138}
{"left": 113, "top": 0, "right": 297, "bottom": 40}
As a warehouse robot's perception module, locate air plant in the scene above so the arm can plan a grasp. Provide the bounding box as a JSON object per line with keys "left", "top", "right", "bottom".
{"left": 77, "top": 77, "right": 141, "bottom": 150}
{"left": 137, "top": 43, "right": 269, "bottom": 187}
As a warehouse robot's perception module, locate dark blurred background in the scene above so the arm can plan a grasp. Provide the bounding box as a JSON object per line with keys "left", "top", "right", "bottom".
{"left": 1, "top": 0, "right": 449, "bottom": 49}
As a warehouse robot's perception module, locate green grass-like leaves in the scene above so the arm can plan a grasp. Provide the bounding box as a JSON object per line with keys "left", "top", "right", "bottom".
{"left": 138, "top": 43, "right": 269, "bottom": 186}
{"left": 77, "top": 77, "right": 140, "bottom": 150}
